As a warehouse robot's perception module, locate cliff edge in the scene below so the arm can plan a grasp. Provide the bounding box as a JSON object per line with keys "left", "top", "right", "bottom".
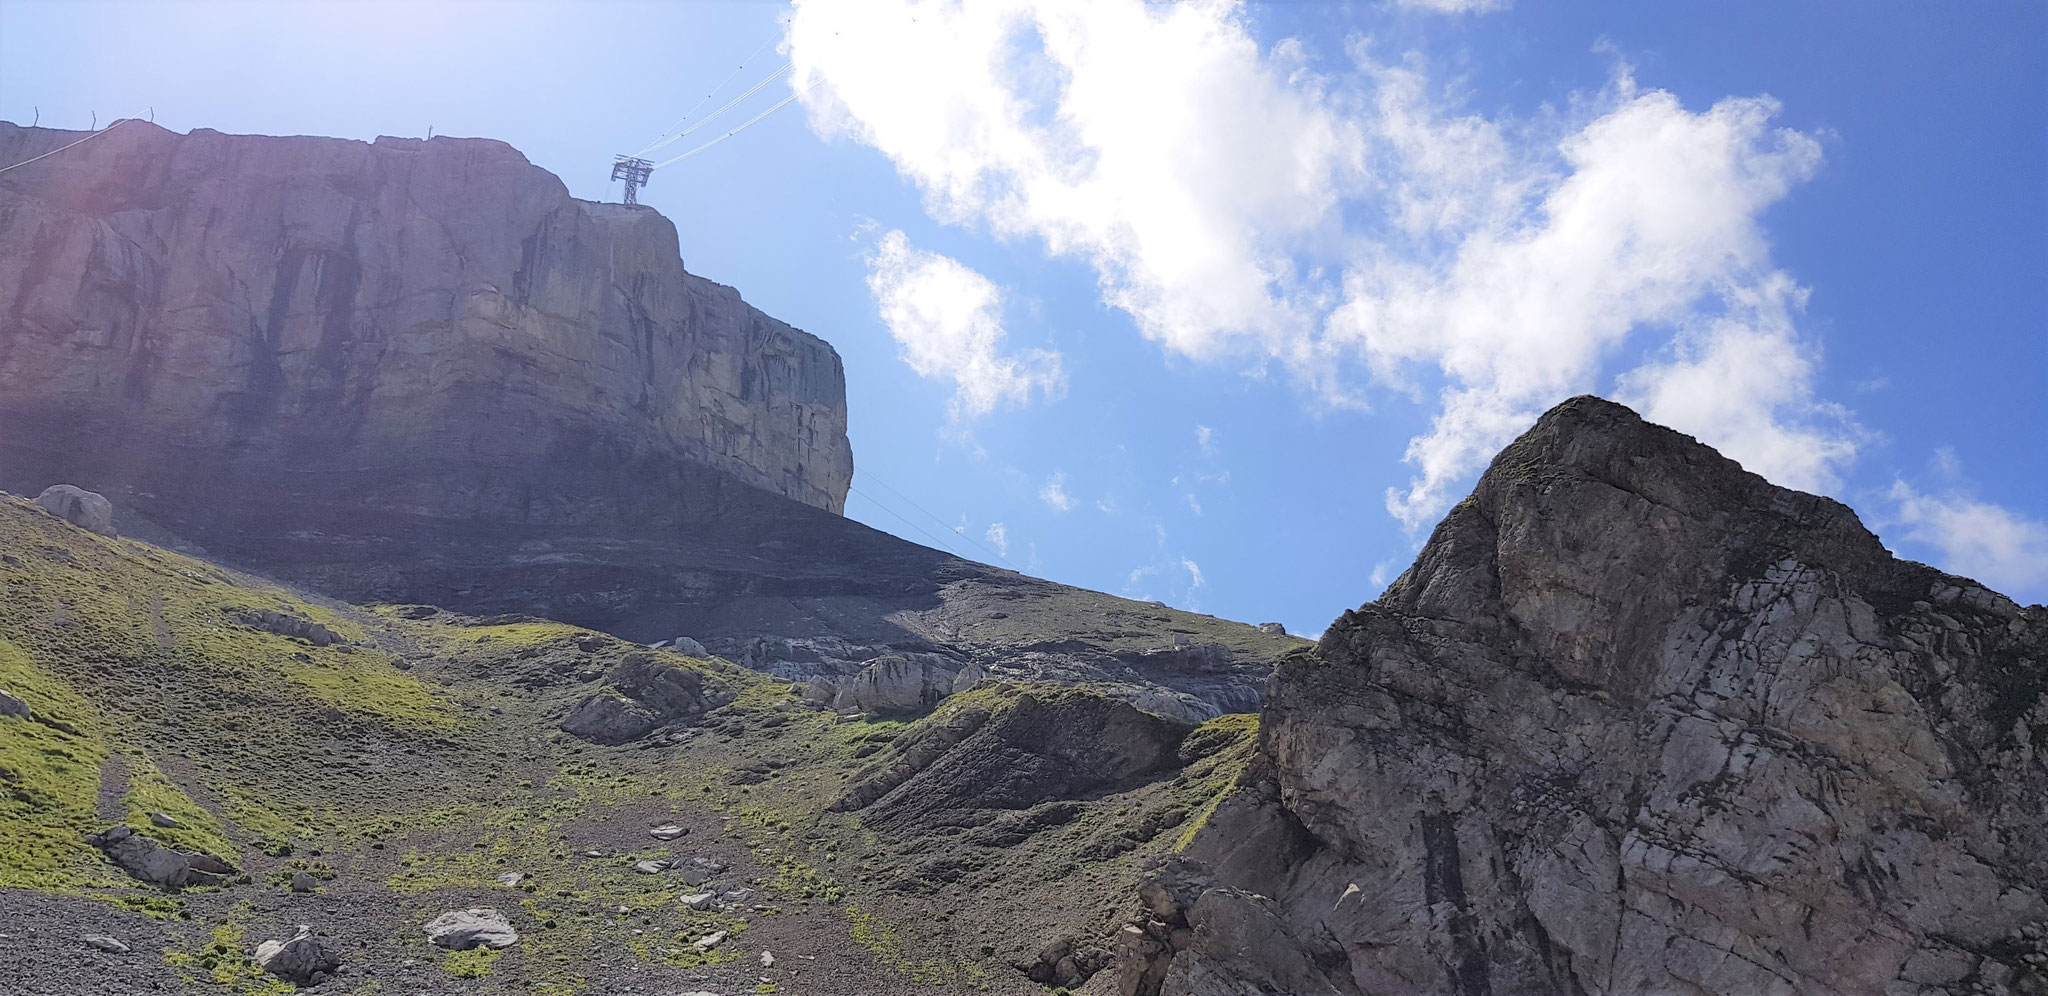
{"left": 0, "top": 121, "right": 851, "bottom": 516}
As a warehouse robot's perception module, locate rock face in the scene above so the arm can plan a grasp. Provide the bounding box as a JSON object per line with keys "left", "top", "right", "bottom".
{"left": 32, "top": 485, "right": 113, "bottom": 536}
{"left": 0, "top": 121, "right": 850, "bottom": 520}
{"left": 0, "top": 122, "right": 1301, "bottom": 720}
{"left": 1135, "top": 397, "right": 2048, "bottom": 996}
{"left": 833, "top": 683, "right": 1193, "bottom": 830}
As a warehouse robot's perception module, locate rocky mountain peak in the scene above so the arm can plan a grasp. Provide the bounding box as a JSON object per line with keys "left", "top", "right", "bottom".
{"left": 1130, "top": 395, "right": 2046, "bottom": 996}
{"left": 1369, "top": 395, "right": 1929, "bottom": 700}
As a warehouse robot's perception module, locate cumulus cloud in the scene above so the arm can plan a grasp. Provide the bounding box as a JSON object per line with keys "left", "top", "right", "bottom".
{"left": 984, "top": 521, "right": 1011, "bottom": 557}
{"left": 797, "top": 1, "right": 1856, "bottom": 528}
{"left": 1887, "top": 481, "right": 2048, "bottom": 598}
{"left": 1040, "top": 471, "right": 1074, "bottom": 511}
{"left": 865, "top": 229, "right": 1065, "bottom": 418}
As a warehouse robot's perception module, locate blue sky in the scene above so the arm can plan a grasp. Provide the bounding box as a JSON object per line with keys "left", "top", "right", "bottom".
{"left": 4, "top": 0, "right": 2043, "bottom": 632}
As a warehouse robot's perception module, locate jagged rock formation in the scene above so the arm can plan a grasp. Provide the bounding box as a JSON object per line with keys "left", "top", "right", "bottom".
{"left": 1128, "top": 397, "right": 2047, "bottom": 996}
{"left": 0, "top": 122, "right": 1299, "bottom": 717}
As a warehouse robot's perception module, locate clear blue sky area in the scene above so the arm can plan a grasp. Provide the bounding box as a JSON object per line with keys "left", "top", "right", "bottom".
{"left": 4, "top": 0, "right": 2043, "bottom": 633}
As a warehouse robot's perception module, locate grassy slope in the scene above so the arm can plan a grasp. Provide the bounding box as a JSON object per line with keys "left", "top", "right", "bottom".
{"left": 0, "top": 494, "right": 1257, "bottom": 993}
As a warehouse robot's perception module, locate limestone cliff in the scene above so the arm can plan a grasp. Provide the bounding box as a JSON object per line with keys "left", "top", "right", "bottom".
{"left": 1123, "top": 397, "right": 2047, "bottom": 996}
{"left": 0, "top": 121, "right": 851, "bottom": 515}
{"left": 0, "top": 122, "right": 1299, "bottom": 721}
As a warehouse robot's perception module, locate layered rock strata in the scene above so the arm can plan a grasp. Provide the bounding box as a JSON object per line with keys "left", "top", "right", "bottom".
{"left": 0, "top": 122, "right": 1299, "bottom": 719}
{"left": 1129, "top": 396, "right": 2048, "bottom": 996}
{"left": 0, "top": 121, "right": 850, "bottom": 516}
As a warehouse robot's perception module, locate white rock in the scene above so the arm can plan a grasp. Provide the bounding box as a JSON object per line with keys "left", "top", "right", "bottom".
{"left": 633, "top": 859, "right": 669, "bottom": 874}
{"left": 678, "top": 892, "right": 717, "bottom": 911}
{"left": 82, "top": 935, "right": 129, "bottom": 954}
{"left": 649, "top": 823, "right": 688, "bottom": 841}
{"left": 692, "top": 930, "right": 728, "bottom": 951}
{"left": 423, "top": 908, "right": 518, "bottom": 950}
{"left": 34, "top": 485, "right": 115, "bottom": 537}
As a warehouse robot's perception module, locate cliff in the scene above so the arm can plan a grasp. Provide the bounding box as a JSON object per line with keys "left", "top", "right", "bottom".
{"left": 0, "top": 121, "right": 1298, "bottom": 723}
{"left": 1123, "top": 397, "right": 2048, "bottom": 996}
{"left": 0, "top": 121, "right": 852, "bottom": 515}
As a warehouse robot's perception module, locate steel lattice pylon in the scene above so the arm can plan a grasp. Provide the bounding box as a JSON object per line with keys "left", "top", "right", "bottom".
{"left": 611, "top": 155, "right": 654, "bottom": 205}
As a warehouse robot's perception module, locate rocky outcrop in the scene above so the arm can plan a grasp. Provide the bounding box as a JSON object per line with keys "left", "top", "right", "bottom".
{"left": 833, "top": 683, "right": 1194, "bottom": 830}
{"left": 559, "top": 651, "right": 728, "bottom": 744}
{"left": 0, "top": 121, "right": 850, "bottom": 517}
{"left": 32, "top": 486, "right": 113, "bottom": 537}
{"left": 85, "top": 825, "right": 237, "bottom": 891}
{"left": 1133, "top": 397, "right": 2048, "bottom": 996}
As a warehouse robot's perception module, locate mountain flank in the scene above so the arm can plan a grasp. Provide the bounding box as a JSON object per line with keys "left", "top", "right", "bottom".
{"left": 1118, "top": 396, "right": 2047, "bottom": 996}
{"left": 0, "top": 121, "right": 1301, "bottom": 723}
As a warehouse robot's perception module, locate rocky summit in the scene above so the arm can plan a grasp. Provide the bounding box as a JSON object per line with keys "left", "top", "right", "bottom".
{"left": 0, "top": 121, "right": 2040, "bottom": 996}
{"left": 1121, "top": 396, "right": 2047, "bottom": 996}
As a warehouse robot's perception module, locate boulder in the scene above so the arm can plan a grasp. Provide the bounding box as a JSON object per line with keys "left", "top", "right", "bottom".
{"left": 559, "top": 693, "right": 660, "bottom": 745}
{"left": 950, "top": 661, "right": 990, "bottom": 695}
{"left": 289, "top": 871, "right": 319, "bottom": 893}
{"left": 423, "top": 908, "right": 519, "bottom": 950}
{"left": 633, "top": 859, "right": 669, "bottom": 874}
{"left": 0, "top": 689, "right": 27, "bottom": 719}
{"left": 648, "top": 823, "right": 688, "bottom": 841}
{"left": 1254, "top": 622, "right": 1286, "bottom": 635}
{"left": 254, "top": 926, "right": 340, "bottom": 985}
{"left": 33, "top": 485, "right": 114, "bottom": 536}
{"left": 669, "top": 636, "right": 709, "bottom": 657}
{"left": 84, "top": 826, "right": 235, "bottom": 890}
{"left": 147, "top": 811, "right": 181, "bottom": 828}
{"left": 678, "top": 891, "right": 717, "bottom": 911}
{"left": 82, "top": 935, "right": 129, "bottom": 954}
{"left": 559, "top": 653, "right": 726, "bottom": 744}
{"left": 831, "top": 656, "right": 953, "bottom": 715}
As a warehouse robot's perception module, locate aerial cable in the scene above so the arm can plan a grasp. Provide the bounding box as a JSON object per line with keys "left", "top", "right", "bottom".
{"left": 858, "top": 470, "right": 1018, "bottom": 569}
{"left": 650, "top": 80, "right": 817, "bottom": 169}
{"left": 632, "top": 34, "right": 782, "bottom": 158}
{"left": 847, "top": 483, "right": 988, "bottom": 564}
{"left": 0, "top": 112, "right": 144, "bottom": 175}
{"left": 640, "top": 62, "right": 794, "bottom": 158}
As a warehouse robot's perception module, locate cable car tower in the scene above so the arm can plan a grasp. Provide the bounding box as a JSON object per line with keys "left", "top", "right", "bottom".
{"left": 611, "top": 155, "right": 654, "bottom": 204}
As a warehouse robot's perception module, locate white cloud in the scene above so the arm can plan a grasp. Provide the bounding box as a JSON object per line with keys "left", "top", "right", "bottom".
{"left": 1885, "top": 477, "right": 2048, "bottom": 600}
{"left": 984, "top": 521, "right": 1011, "bottom": 557}
{"left": 1396, "top": 0, "right": 1509, "bottom": 12}
{"left": 1195, "top": 424, "right": 1217, "bottom": 456}
{"left": 1184, "top": 493, "right": 1204, "bottom": 516}
{"left": 864, "top": 229, "right": 1065, "bottom": 418}
{"left": 795, "top": 2, "right": 1859, "bottom": 534}
{"left": 1182, "top": 556, "right": 1206, "bottom": 589}
{"left": 1040, "top": 471, "right": 1074, "bottom": 511}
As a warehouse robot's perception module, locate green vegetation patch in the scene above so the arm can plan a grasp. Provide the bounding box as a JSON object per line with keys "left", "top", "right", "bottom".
{"left": 0, "top": 636, "right": 115, "bottom": 889}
